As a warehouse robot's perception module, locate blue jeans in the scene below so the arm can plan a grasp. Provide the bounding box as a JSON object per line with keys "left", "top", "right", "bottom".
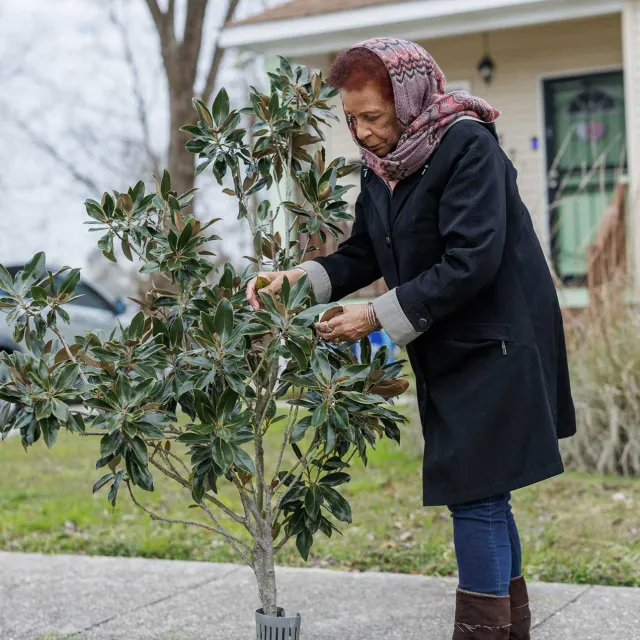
{"left": 446, "top": 491, "right": 523, "bottom": 596}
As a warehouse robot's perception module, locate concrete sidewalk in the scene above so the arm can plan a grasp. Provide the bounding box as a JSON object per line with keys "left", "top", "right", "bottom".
{"left": 0, "top": 552, "right": 638, "bottom": 639}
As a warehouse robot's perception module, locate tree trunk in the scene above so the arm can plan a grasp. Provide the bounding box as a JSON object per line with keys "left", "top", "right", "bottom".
{"left": 169, "top": 80, "right": 196, "bottom": 198}
{"left": 253, "top": 519, "right": 278, "bottom": 616}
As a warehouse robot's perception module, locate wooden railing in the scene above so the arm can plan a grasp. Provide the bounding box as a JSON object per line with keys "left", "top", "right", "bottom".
{"left": 586, "top": 181, "right": 628, "bottom": 300}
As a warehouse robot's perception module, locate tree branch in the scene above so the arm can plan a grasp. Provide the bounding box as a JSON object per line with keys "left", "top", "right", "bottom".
{"left": 202, "top": 0, "right": 241, "bottom": 102}
{"left": 148, "top": 456, "right": 249, "bottom": 528}
{"left": 274, "top": 532, "right": 294, "bottom": 554}
{"left": 144, "top": 0, "right": 165, "bottom": 33}
{"left": 126, "top": 480, "right": 254, "bottom": 569}
{"left": 0, "top": 105, "right": 100, "bottom": 193}
{"left": 180, "top": 0, "right": 208, "bottom": 82}
{"left": 108, "top": 6, "right": 161, "bottom": 176}
{"left": 273, "top": 440, "right": 321, "bottom": 517}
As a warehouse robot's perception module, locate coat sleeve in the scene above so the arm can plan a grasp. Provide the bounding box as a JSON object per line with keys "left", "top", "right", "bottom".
{"left": 373, "top": 127, "right": 507, "bottom": 347}
{"left": 298, "top": 188, "right": 382, "bottom": 304}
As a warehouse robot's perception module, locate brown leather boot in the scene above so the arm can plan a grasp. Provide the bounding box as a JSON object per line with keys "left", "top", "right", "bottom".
{"left": 508, "top": 576, "right": 532, "bottom": 639}
{"left": 452, "top": 588, "right": 512, "bottom": 639}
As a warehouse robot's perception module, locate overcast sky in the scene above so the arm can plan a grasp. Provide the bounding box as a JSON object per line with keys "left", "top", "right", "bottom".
{"left": 0, "top": 0, "right": 280, "bottom": 294}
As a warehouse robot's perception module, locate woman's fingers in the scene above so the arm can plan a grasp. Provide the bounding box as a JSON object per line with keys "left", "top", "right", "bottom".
{"left": 246, "top": 272, "right": 271, "bottom": 310}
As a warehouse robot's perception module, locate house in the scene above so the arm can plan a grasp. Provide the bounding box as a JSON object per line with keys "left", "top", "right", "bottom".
{"left": 220, "top": 0, "right": 640, "bottom": 308}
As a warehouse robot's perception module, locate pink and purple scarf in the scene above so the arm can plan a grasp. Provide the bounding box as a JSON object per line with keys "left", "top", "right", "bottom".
{"left": 345, "top": 38, "right": 501, "bottom": 186}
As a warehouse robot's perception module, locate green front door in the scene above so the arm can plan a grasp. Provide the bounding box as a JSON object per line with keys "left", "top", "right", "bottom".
{"left": 544, "top": 71, "right": 627, "bottom": 284}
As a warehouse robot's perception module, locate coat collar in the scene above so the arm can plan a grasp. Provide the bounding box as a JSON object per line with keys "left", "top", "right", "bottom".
{"left": 363, "top": 162, "right": 429, "bottom": 233}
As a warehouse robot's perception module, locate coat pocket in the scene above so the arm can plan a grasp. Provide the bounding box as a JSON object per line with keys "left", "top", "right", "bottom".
{"left": 425, "top": 323, "right": 512, "bottom": 381}
{"left": 438, "top": 322, "right": 512, "bottom": 343}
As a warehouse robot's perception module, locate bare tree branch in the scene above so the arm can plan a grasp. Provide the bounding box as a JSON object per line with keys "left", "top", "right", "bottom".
{"left": 0, "top": 104, "right": 99, "bottom": 193}
{"left": 126, "top": 480, "right": 254, "bottom": 569}
{"left": 108, "top": 5, "right": 161, "bottom": 175}
{"left": 148, "top": 456, "right": 249, "bottom": 528}
{"left": 202, "top": 0, "right": 241, "bottom": 102}
{"left": 143, "top": 0, "right": 165, "bottom": 33}
{"left": 181, "top": 0, "right": 209, "bottom": 83}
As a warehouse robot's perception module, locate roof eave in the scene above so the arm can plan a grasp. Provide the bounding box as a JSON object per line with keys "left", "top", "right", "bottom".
{"left": 220, "top": 0, "right": 624, "bottom": 56}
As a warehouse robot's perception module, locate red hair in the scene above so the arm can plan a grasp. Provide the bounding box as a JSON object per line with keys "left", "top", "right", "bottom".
{"left": 327, "top": 47, "right": 394, "bottom": 103}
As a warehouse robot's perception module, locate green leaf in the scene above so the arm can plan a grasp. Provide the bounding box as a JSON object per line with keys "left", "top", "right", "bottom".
{"left": 160, "top": 169, "right": 171, "bottom": 199}
{"left": 40, "top": 418, "right": 59, "bottom": 449}
{"left": 54, "top": 360, "right": 80, "bottom": 386}
{"left": 193, "top": 98, "right": 213, "bottom": 128}
{"left": 318, "top": 472, "right": 351, "bottom": 487}
{"left": 0, "top": 264, "right": 16, "bottom": 293}
{"left": 20, "top": 252, "right": 46, "bottom": 290}
{"left": 128, "top": 311, "right": 145, "bottom": 340}
{"left": 107, "top": 470, "right": 125, "bottom": 507}
{"left": 214, "top": 298, "right": 233, "bottom": 342}
{"left": 93, "top": 472, "right": 114, "bottom": 494}
{"left": 311, "top": 401, "right": 328, "bottom": 428}
{"left": 304, "top": 484, "right": 323, "bottom": 519}
{"left": 211, "top": 88, "right": 230, "bottom": 126}
{"left": 29, "top": 285, "right": 48, "bottom": 304}
{"left": 59, "top": 269, "right": 81, "bottom": 296}
{"left": 287, "top": 274, "right": 310, "bottom": 311}
{"left": 169, "top": 317, "right": 184, "bottom": 347}
{"left": 340, "top": 391, "right": 384, "bottom": 405}
{"left": 100, "top": 429, "right": 122, "bottom": 457}
{"left": 320, "top": 486, "right": 352, "bottom": 523}
{"left": 217, "top": 387, "right": 239, "bottom": 423}
{"left": 211, "top": 437, "right": 234, "bottom": 472}
{"left": 311, "top": 350, "right": 331, "bottom": 384}
{"left": 289, "top": 415, "right": 312, "bottom": 444}
{"left": 296, "top": 528, "right": 313, "bottom": 561}
{"left": 294, "top": 303, "right": 340, "bottom": 325}
{"left": 333, "top": 405, "right": 350, "bottom": 432}
{"left": 139, "top": 261, "right": 161, "bottom": 274}
{"left": 332, "top": 364, "right": 370, "bottom": 386}
{"left": 115, "top": 374, "right": 132, "bottom": 406}
{"left": 52, "top": 399, "right": 70, "bottom": 422}
{"left": 285, "top": 339, "right": 308, "bottom": 370}
{"left": 232, "top": 446, "right": 255, "bottom": 475}
{"left": 130, "top": 436, "right": 148, "bottom": 466}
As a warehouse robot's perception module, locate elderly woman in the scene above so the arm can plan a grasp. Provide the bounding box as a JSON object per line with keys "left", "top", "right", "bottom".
{"left": 246, "top": 38, "right": 576, "bottom": 639}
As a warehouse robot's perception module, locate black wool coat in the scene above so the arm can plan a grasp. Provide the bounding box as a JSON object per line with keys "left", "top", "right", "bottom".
{"left": 312, "top": 119, "right": 577, "bottom": 506}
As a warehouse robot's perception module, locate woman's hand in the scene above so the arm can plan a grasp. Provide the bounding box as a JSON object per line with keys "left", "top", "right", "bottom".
{"left": 246, "top": 269, "right": 304, "bottom": 311}
{"left": 315, "top": 304, "right": 372, "bottom": 343}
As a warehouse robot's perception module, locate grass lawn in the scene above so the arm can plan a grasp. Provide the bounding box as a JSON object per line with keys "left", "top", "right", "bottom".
{"left": 1, "top": 404, "right": 639, "bottom": 588}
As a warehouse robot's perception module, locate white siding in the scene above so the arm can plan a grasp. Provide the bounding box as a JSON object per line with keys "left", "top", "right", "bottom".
{"left": 297, "top": 14, "right": 623, "bottom": 255}
{"left": 623, "top": 0, "right": 640, "bottom": 297}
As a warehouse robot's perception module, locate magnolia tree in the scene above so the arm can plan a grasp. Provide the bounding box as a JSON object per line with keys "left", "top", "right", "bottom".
{"left": 0, "top": 60, "right": 409, "bottom": 616}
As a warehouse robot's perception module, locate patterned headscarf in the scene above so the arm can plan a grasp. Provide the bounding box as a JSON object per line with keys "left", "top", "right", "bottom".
{"left": 344, "top": 38, "right": 500, "bottom": 184}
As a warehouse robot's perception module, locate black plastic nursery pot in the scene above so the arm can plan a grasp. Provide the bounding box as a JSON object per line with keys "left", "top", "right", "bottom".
{"left": 255, "top": 607, "right": 301, "bottom": 639}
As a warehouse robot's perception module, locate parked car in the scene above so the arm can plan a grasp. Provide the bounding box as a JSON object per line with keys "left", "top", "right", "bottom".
{"left": 0, "top": 264, "right": 132, "bottom": 356}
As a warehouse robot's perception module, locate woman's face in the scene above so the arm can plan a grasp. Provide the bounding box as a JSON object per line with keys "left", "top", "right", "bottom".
{"left": 341, "top": 84, "right": 401, "bottom": 158}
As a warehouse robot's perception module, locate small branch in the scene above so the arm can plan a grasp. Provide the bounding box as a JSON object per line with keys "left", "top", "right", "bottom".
{"left": 50, "top": 326, "right": 90, "bottom": 385}
{"left": 108, "top": 6, "right": 161, "bottom": 176}
{"left": 163, "top": 447, "right": 190, "bottom": 475}
{"left": 143, "top": 0, "right": 165, "bottom": 32}
{"left": 272, "top": 438, "right": 318, "bottom": 497}
{"left": 274, "top": 532, "right": 294, "bottom": 554}
{"left": 273, "top": 400, "right": 299, "bottom": 480}
{"left": 0, "top": 106, "right": 99, "bottom": 193}
{"left": 273, "top": 440, "right": 321, "bottom": 517}
{"left": 300, "top": 235, "right": 312, "bottom": 263}
{"left": 202, "top": 0, "right": 241, "bottom": 102}
{"left": 126, "top": 480, "right": 254, "bottom": 568}
{"left": 148, "top": 457, "right": 248, "bottom": 528}
{"left": 229, "top": 468, "right": 263, "bottom": 529}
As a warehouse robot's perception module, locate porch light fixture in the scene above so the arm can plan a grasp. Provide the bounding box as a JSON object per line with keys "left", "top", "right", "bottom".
{"left": 477, "top": 33, "right": 496, "bottom": 86}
